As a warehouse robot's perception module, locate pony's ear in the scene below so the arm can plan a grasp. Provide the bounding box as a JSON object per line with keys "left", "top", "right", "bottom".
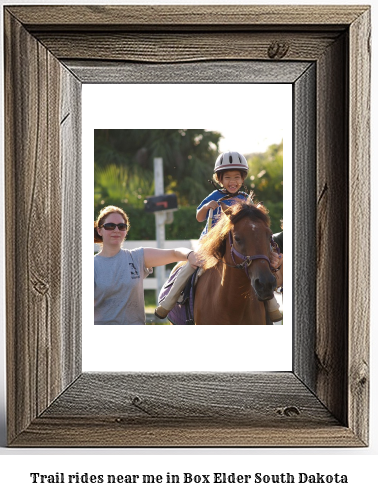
{"left": 220, "top": 201, "right": 232, "bottom": 217}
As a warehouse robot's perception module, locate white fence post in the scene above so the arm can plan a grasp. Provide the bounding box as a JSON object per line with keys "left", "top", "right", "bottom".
{"left": 154, "top": 158, "right": 166, "bottom": 303}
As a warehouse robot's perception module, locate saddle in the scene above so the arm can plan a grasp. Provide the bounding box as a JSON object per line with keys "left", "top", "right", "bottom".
{"left": 158, "top": 266, "right": 200, "bottom": 325}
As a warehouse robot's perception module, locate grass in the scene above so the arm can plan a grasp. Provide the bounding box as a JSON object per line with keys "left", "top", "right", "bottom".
{"left": 144, "top": 289, "right": 157, "bottom": 313}
{"left": 144, "top": 289, "right": 170, "bottom": 325}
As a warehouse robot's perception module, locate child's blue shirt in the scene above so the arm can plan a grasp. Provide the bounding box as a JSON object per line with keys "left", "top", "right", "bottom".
{"left": 197, "top": 190, "right": 247, "bottom": 238}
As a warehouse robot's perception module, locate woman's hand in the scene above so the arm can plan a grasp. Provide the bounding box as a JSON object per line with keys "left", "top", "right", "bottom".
{"left": 187, "top": 251, "right": 201, "bottom": 269}
{"left": 273, "top": 253, "right": 283, "bottom": 288}
{"left": 270, "top": 251, "right": 282, "bottom": 270}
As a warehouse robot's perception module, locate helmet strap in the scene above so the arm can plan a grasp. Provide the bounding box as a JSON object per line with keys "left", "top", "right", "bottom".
{"left": 207, "top": 179, "right": 225, "bottom": 195}
{"left": 240, "top": 182, "right": 249, "bottom": 195}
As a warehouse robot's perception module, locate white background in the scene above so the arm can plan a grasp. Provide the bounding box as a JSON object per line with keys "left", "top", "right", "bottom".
{"left": 83, "top": 83, "right": 292, "bottom": 372}
{"left": 0, "top": 0, "right": 377, "bottom": 498}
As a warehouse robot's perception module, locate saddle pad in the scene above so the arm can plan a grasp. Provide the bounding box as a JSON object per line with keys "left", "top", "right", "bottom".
{"left": 158, "top": 265, "right": 194, "bottom": 325}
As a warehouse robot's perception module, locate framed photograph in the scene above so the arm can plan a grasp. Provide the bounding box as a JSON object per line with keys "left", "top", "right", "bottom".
{"left": 4, "top": 5, "right": 370, "bottom": 447}
{"left": 86, "top": 86, "right": 292, "bottom": 371}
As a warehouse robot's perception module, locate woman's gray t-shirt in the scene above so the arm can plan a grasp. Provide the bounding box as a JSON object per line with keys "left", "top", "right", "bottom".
{"left": 94, "top": 248, "right": 152, "bottom": 325}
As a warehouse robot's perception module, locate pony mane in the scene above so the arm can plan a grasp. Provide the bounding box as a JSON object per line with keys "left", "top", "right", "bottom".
{"left": 197, "top": 199, "right": 270, "bottom": 270}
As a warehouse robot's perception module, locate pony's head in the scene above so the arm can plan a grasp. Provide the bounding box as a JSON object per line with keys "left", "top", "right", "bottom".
{"left": 198, "top": 198, "right": 277, "bottom": 300}
{"left": 198, "top": 198, "right": 270, "bottom": 268}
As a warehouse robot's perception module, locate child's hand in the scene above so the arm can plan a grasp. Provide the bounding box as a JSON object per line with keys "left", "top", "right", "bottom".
{"left": 196, "top": 200, "right": 219, "bottom": 222}
{"left": 206, "top": 200, "right": 219, "bottom": 210}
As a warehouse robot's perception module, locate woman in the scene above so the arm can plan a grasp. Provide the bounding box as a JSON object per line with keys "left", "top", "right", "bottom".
{"left": 272, "top": 221, "right": 283, "bottom": 289}
{"left": 94, "top": 206, "right": 199, "bottom": 325}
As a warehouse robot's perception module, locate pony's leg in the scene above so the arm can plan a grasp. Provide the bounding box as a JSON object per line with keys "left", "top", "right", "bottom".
{"left": 155, "top": 262, "right": 196, "bottom": 319}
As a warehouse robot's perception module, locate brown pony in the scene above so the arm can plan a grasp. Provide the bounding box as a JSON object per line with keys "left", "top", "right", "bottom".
{"left": 194, "top": 199, "right": 277, "bottom": 325}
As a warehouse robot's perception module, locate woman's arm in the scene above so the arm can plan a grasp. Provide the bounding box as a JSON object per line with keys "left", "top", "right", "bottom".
{"left": 144, "top": 247, "right": 200, "bottom": 269}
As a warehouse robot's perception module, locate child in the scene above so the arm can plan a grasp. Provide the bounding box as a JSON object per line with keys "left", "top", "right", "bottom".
{"left": 196, "top": 151, "right": 250, "bottom": 237}
{"left": 155, "top": 151, "right": 282, "bottom": 322}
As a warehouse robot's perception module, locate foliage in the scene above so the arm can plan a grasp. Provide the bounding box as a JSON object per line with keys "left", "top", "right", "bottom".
{"left": 94, "top": 202, "right": 282, "bottom": 241}
{"left": 94, "top": 129, "right": 221, "bottom": 206}
{"left": 94, "top": 163, "right": 154, "bottom": 209}
{"left": 246, "top": 141, "right": 283, "bottom": 204}
{"left": 165, "top": 206, "right": 205, "bottom": 239}
{"left": 264, "top": 201, "right": 283, "bottom": 235}
{"left": 95, "top": 205, "right": 204, "bottom": 241}
{"left": 94, "top": 204, "right": 154, "bottom": 240}
{"left": 94, "top": 132, "right": 284, "bottom": 238}
{"left": 246, "top": 141, "right": 283, "bottom": 232}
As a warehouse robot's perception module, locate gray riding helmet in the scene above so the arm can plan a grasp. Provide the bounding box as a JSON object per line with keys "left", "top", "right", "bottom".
{"left": 214, "top": 151, "right": 249, "bottom": 174}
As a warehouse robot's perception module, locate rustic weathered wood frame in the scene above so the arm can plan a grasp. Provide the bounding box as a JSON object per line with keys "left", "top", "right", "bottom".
{"left": 4, "top": 5, "right": 370, "bottom": 447}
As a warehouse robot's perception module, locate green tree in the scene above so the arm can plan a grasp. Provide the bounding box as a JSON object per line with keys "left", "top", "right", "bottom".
{"left": 94, "top": 129, "right": 221, "bottom": 206}
{"left": 94, "top": 134, "right": 284, "bottom": 236}
{"left": 94, "top": 163, "right": 154, "bottom": 209}
{"left": 246, "top": 142, "right": 283, "bottom": 233}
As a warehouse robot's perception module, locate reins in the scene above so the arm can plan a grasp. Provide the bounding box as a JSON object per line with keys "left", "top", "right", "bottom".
{"left": 228, "top": 232, "right": 272, "bottom": 278}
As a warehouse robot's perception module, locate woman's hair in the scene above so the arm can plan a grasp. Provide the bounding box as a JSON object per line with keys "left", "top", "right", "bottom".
{"left": 94, "top": 206, "right": 129, "bottom": 243}
{"left": 213, "top": 168, "right": 248, "bottom": 186}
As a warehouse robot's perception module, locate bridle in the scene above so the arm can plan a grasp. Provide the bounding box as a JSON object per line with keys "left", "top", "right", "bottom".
{"left": 207, "top": 196, "right": 281, "bottom": 278}
{"left": 228, "top": 231, "right": 272, "bottom": 278}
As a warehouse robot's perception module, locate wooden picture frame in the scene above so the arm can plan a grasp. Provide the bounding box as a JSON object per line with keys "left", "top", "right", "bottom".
{"left": 4, "top": 5, "right": 370, "bottom": 447}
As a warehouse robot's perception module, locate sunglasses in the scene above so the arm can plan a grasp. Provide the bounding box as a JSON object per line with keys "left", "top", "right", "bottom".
{"left": 101, "top": 223, "right": 128, "bottom": 231}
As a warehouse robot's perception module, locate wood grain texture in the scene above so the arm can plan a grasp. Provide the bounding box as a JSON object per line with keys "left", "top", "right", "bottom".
{"left": 7, "top": 5, "right": 368, "bottom": 29}
{"left": 66, "top": 60, "right": 312, "bottom": 84}
{"left": 293, "top": 64, "right": 317, "bottom": 390}
{"left": 348, "top": 8, "right": 371, "bottom": 445}
{"left": 4, "top": 5, "right": 370, "bottom": 447}
{"left": 41, "top": 373, "right": 334, "bottom": 421}
{"left": 4, "top": 10, "right": 81, "bottom": 443}
{"left": 60, "top": 69, "right": 82, "bottom": 388}
{"left": 11, "top": 420, "right": 364, "bottom": 448}
{"left": 11, "top": 373, "right": 364, "bottom": 447}
{"left": 5, "top": 12, "right": 63, "bottom": 442}
{"left": 316, "top": 34, "right": 349, "bottom": 426}
{"left": 37, "top": 32, "right": 339, "bottom": 63}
